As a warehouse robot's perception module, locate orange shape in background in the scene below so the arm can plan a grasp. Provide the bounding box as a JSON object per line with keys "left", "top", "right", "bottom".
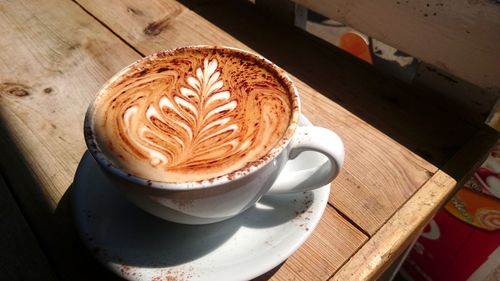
{"left": 445, "top": 188, "right": 500, "bottom": 231}
{"left": 339, "top": 32, "right": 373, "bottom": 64}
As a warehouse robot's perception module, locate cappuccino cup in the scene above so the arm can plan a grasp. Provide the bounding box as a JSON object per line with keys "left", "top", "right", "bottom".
{"left": 84, "top": 46, "right": 344, "bottom": 224}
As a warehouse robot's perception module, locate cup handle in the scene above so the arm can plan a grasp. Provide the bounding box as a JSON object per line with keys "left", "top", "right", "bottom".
{"left": 266, "top": 126, "right": 344, "bottom": 195}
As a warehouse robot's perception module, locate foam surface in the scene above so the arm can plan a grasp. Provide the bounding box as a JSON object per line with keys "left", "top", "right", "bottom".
{"left": 92, "top": 48, "right": 292, "bottom": 182}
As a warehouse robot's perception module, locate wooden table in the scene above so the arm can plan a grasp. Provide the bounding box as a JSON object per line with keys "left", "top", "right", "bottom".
{"left": 0, "top": 0, "right": 497, "bottom": 280}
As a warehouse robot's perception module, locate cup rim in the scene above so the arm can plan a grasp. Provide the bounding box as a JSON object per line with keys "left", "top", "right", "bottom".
{"left": 84, "top": 45, "right": 300, "bottom": 190}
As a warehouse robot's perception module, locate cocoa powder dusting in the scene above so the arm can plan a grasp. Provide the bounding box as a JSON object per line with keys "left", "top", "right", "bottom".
{"left": 292, "top": 193, "right": 315, "bottom": 231}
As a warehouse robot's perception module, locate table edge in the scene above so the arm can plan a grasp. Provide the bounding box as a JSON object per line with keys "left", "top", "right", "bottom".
{"left": 330, "top": 125, "right": 499, "bottom": 281}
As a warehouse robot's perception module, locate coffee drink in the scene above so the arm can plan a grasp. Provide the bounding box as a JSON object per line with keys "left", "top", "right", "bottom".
{"left": 91, "top": 47, "right": 294, "bottom": 182}
{"left": 84, "top": 46, "right": 343, "bottom": 225}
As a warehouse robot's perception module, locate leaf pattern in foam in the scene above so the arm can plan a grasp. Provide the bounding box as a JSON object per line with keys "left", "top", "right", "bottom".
{"left": 137, "top": 58, "right": 238, "bottom": 168}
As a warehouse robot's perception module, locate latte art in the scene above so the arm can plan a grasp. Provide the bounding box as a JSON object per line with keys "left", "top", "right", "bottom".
{"left": 122, "top": 58, "right": 239, "bottom": 168}
{"left": 92, "top": 48, "right": 293, "bottom": 182}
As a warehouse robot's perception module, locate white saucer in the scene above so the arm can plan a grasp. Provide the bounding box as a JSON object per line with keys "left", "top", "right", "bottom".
{"left": 72, "top": 115, "right": 330, "bottom": 281}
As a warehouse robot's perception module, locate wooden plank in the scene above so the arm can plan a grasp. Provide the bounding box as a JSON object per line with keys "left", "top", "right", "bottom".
{"left": 0, "top": 0, "right": 365, "bottom": 280}
{"left": 303, "top": 16, "right": 499, "bottom": 126}
{"left": 331, "top": 170, "right": 457, "bottom": 281}
{"left": 0, "top": 174, "right": 58, "bottom": 281}
{"left": 291, "top": 0, "right": 500, "bottom": 90}
{"left": 331, "top": 126, "right": 499, "bottom": 280}
{"left": 72, "top": 0, "right": 477, "bottom": 236}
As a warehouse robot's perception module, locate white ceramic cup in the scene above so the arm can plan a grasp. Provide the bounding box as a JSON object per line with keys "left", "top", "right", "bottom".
{"left": 84, "top": 46, "right": 344, "bottom": 224}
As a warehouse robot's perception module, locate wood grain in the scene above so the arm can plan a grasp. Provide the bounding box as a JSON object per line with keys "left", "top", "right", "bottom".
{"left": 72, "top": 0, "right": 473, "bottom": 237}
{"left": 291, "top": 0, "right": 500, "bottom": 90}
{"left": 0, "top": 0, "right": 139, "bottom": 207}
{"left": 266, "top": 207, "right": 367, "bottom": 280}
{"left": 0, "top": 174, "right": 58, "bottom": 281}
{"left": 0, "top": 0, "right": 366, "bottom": 280}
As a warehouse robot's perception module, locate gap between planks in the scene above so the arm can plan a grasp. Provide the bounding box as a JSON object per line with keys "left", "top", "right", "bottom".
{"left": 72, "top": 0, "right": 144, "bottom": 56}
{"left": 329, "top": 202, "right": 371, "bottom": 238}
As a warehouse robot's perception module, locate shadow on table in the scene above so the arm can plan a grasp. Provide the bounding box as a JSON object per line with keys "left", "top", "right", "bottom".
{"left": 0, "top": 117, "right": 118, "bottom": 280}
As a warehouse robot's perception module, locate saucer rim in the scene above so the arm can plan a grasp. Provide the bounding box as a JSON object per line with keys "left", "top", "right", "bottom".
{"left": 72, "top": 114, "right": 331, "bottom": 281}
